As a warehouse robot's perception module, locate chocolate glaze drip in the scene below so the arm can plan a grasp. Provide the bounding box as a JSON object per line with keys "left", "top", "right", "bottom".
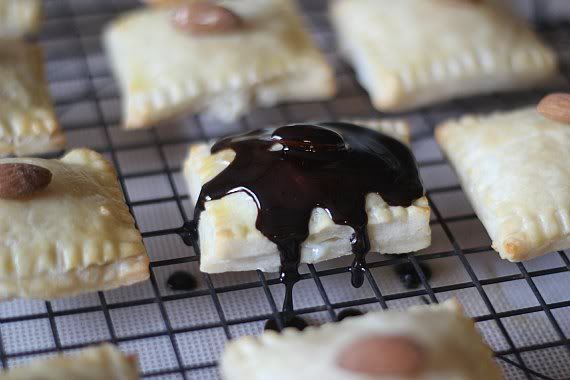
{"left": 180, "top": 220, "right": 197, "bottom": 246}
{"left": 194, "top": 122, "right": 423, "bottom": 314}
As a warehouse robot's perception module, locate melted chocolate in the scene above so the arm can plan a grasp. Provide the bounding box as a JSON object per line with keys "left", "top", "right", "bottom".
{"left": 167, "top": 271, "right": 198, "bottom": 291}
{"left": 180, "top": 220, "right": 197, "bottom": 246}
{"left": 195, "top": 122, "right": 423, "bottom": 313}
{"left": 394, "top": 262, "right": 432, "bottom": 289}
{"left": 264, "top": 314, "right": 308, "bottom": 332}
{"left": 337, "top": 308, "right": 364, "bottom": 321}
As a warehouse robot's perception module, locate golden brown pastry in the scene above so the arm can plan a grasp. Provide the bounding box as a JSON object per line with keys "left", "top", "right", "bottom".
{"left": 104, "top": 0, "right": 335, "bottom": 128}
{"left": 0, "top": 344, "right": 139, "bottom": 380}
{"left": 331, "top": 0, "right": 558, "bottom": 112}
{"left": 436, "top": 107, "right": 570, "bottom": 261}
{"left": 0, "top": 0, "right": 41, "bottom": 37}
{"left": 0, "top": 40, "right": 64, "bottom": 157}
{"left": 221, "top": 300, "right": 502, "bottom": 379}
{"left": 0, "top": 149, "right": 149, "bottom": 299}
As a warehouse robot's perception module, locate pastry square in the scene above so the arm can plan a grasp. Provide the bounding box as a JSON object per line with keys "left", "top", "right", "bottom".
{"left": 436, "top": 107, "right": 570, "bottom": 261}
{"left": 0, "top": 149, "right": 149, "bottom": 299}
{"left": 104, "top": 0, "right": 336, "bottom": 129}
{"left": 331, "top": 0, "right": 558, "bottom": 112}
{"left": 221, "top": 300, "right": 502, "bottom": 379}
{"left": 184, "top": 120, "right": 430, "bottom": 273}
{"left": 0, "top": 344, "right": 139, "bottom": 380}
{"left": 0, "top": 0, "right": 41, "bottom": 37}
{"left": 0, "top": 40, "right": 64, "bottom": 157}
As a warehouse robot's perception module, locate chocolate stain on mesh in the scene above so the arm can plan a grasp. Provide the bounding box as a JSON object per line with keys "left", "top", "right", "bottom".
{"left": 194, "top": 122, "right": 424, "bottom": 324}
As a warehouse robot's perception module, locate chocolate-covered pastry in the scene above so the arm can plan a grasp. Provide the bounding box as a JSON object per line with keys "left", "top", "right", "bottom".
{"left": 185, "top": 120, "right": 430, "bottom": 311}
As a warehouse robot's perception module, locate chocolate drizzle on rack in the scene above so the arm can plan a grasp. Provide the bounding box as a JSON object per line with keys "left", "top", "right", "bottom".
{"left": 194, "top": 122, "right": 423, "bottom": 315}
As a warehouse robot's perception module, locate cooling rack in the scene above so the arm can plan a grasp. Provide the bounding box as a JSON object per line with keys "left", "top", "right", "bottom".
{"left": 1, "top": 0, "right": 570, "bottom": 379}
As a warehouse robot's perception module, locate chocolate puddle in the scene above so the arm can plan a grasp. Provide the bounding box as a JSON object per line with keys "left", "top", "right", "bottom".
{"left": 167, "top": 271, "right": 198, "bottom": 291}
{"left": 264, "top": 315, "right": 308, "bottom": 332}
{"left": 194, "top": 122, "right": 423, "bottom": 315}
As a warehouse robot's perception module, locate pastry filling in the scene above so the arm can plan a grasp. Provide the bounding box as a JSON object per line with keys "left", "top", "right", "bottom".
{"left": 194, "top": 122, "right": 424, "bottom": 313}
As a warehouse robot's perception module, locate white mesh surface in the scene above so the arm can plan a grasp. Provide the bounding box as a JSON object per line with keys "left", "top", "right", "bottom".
{"left": 1, "top": 0, "right": 570, "bottom": 379}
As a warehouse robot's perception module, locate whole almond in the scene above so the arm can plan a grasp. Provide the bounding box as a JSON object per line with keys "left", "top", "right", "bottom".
{"left": 0, "top": 163, "right": 52, "bottom": 199}
{"left": 337, "top": 335, "right": 426, "bottom": 376}
{"left": 173, "top": 2, "right": 242, "bottom": 34}
{"left": 537, "top": 93, "right": 570, "bottom": 124}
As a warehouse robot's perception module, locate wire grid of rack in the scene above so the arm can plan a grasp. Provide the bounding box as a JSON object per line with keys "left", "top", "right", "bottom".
{"left": 1, "top": 0, "right": 570, "bottom": 379}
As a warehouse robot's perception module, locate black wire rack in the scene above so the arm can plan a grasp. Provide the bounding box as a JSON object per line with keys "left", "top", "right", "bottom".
{"left": 1, "top": 0, "right": 570, "bottom": 379}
